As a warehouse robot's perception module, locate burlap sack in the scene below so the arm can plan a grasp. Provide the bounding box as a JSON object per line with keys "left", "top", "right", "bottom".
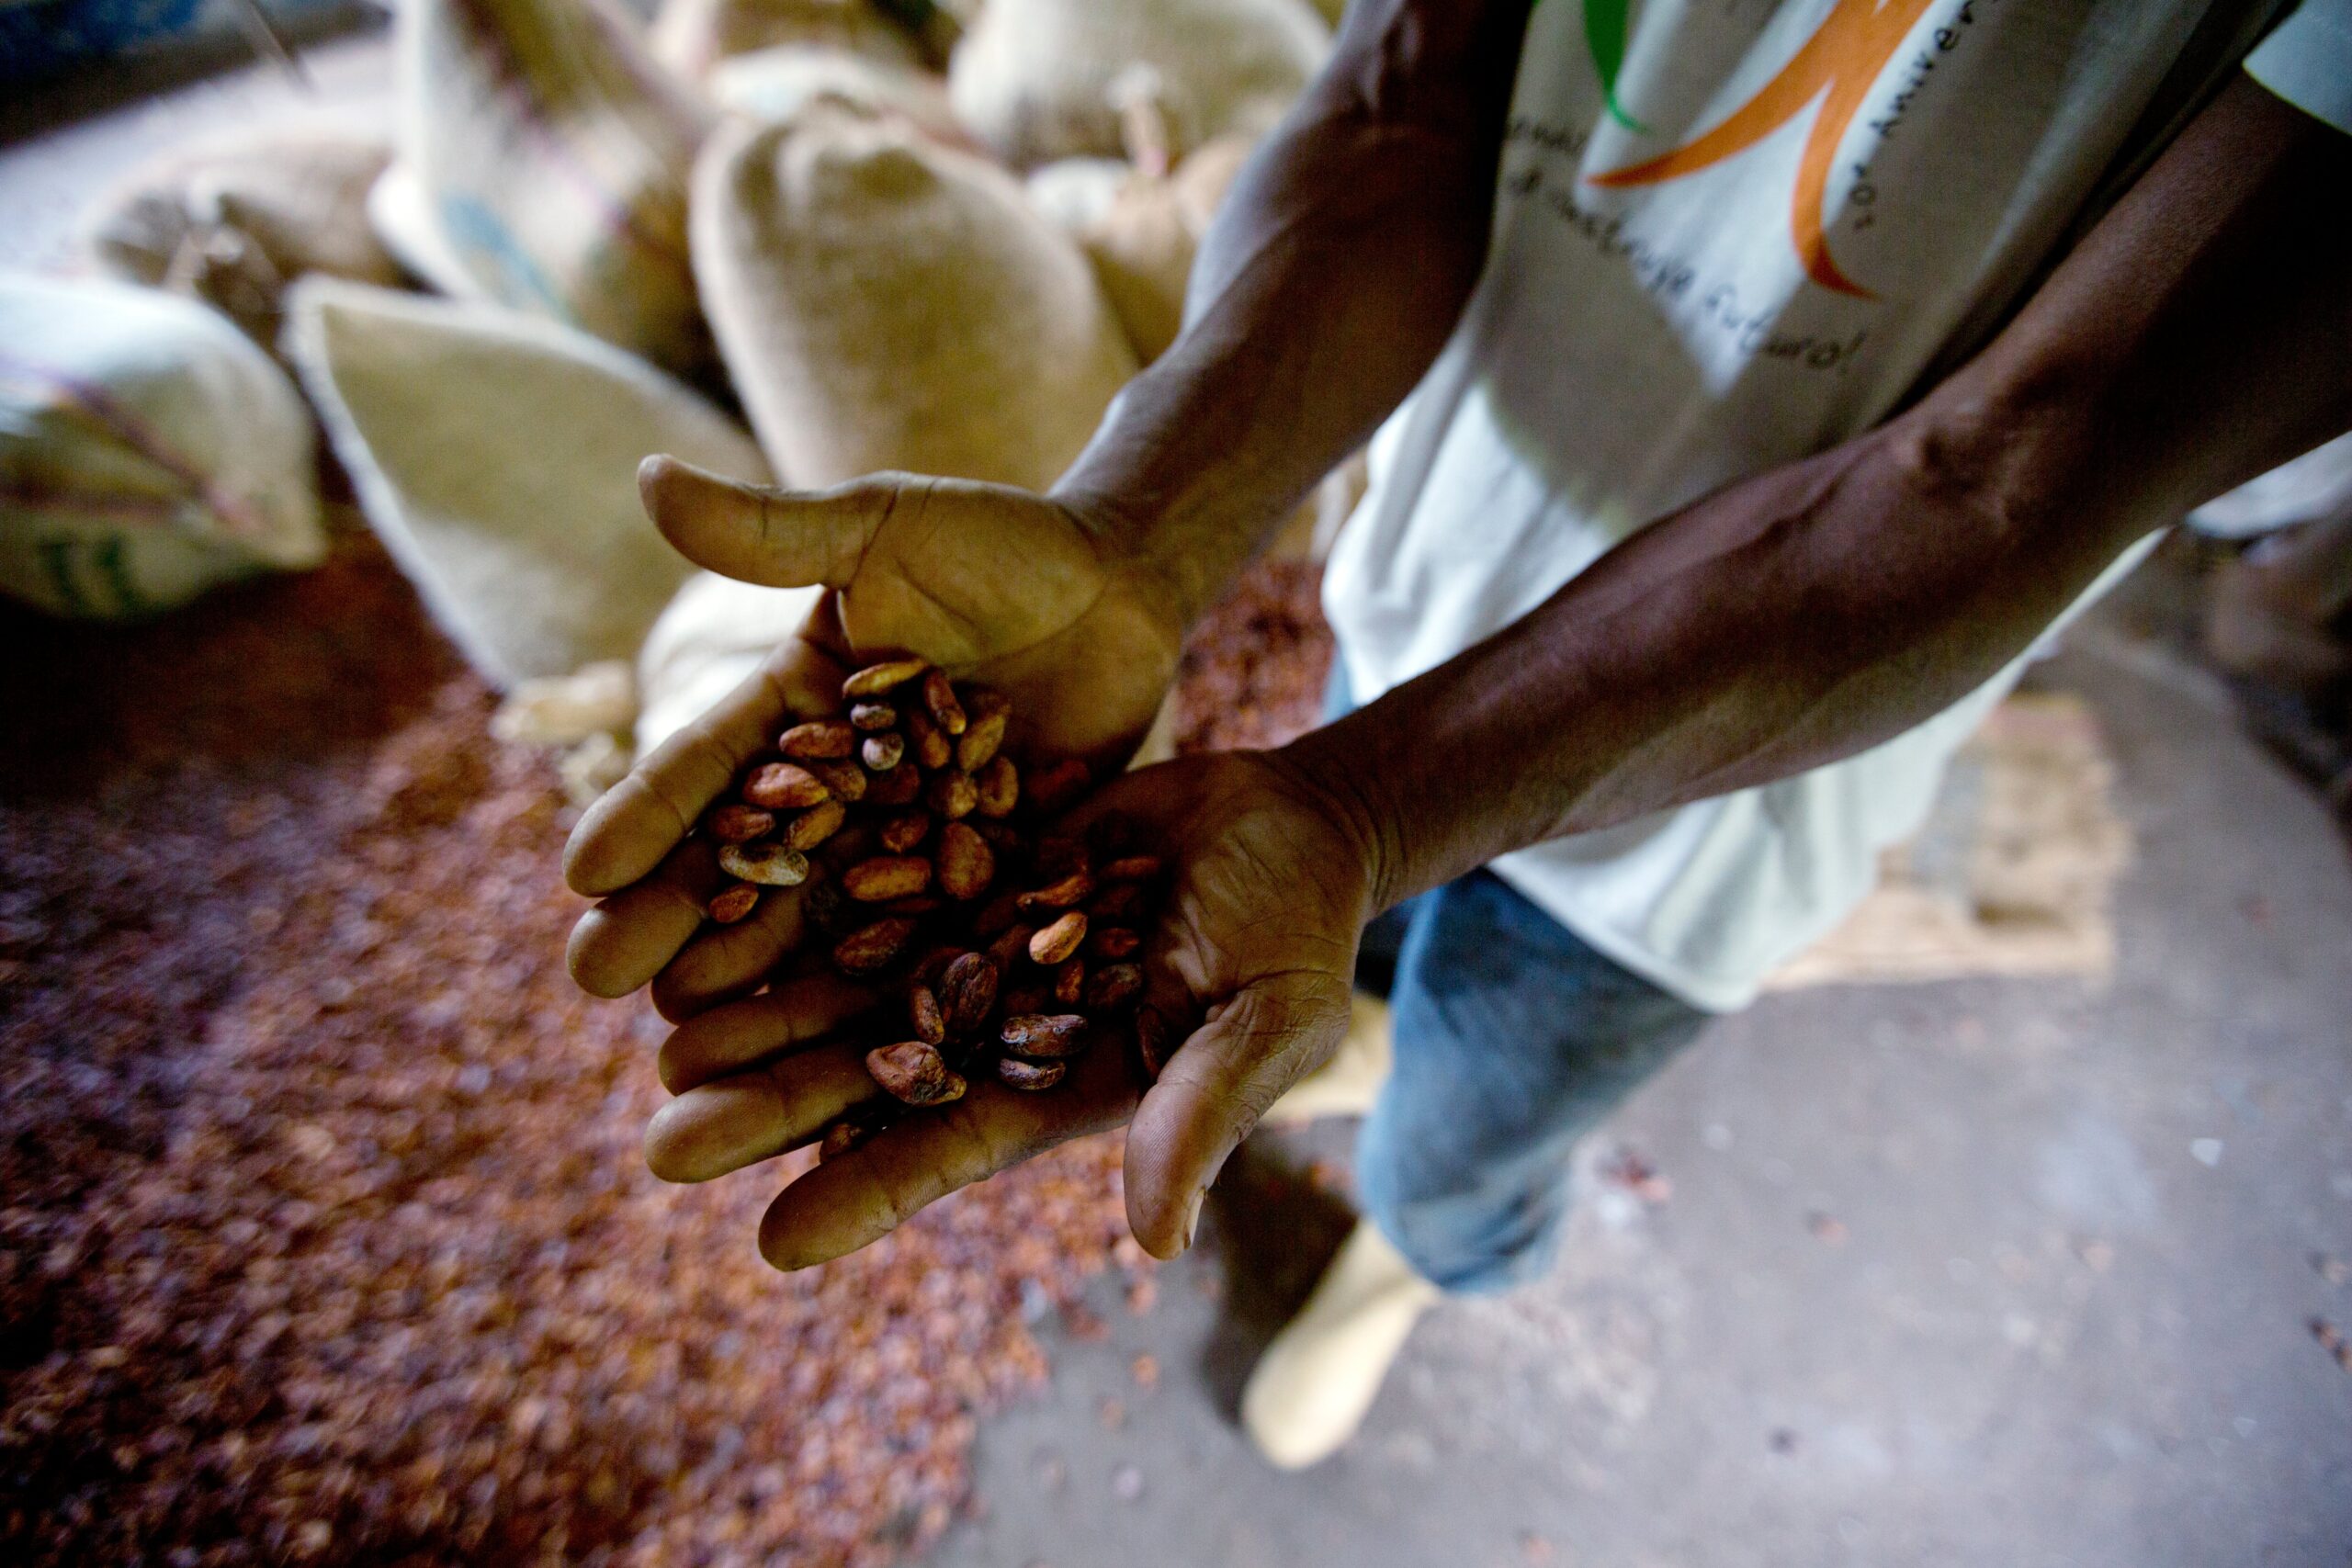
{"left": 946, "top": 0, "right": 1327, "bottom": 167}
{"left": 284, "top": 279, "right": 769, "bottom": 687}
{"left": 648, "top": 0, "right": 926, "bottom": 82}
{"left": 708, "top": 45, "right": 967, "bottom": 147}
{"left": 692, "top": 103, "right": 1136, "bottom": 490}
{"left": 637, "top": 572, "right": 823, "bottom": 752}
{"left": 1024, "top": 157, "right": 1130, "bottom": 231}
{"left": 0, "top": 275, "right": 325, "bottom": 620}
{"left": 1063, "top": 134, "right": 1252, "bottom": 363}
{"left": 81, "top": 125, "right": 402, "bottom": 355}
{"left": 378, "top": 0, "right": 713, "bottom": 373}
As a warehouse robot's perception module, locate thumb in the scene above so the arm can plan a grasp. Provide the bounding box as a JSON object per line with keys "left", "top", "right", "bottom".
{"left": 1122, "top": 967, "right": 1353, "bottom": 1258}
{"left": 639, "top": 455, "right": 888, "bottom": 589}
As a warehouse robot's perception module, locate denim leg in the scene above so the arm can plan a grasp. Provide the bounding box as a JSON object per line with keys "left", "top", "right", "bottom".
{"left": 1355, "top": 870, "right": 1712, "bottom": 1294}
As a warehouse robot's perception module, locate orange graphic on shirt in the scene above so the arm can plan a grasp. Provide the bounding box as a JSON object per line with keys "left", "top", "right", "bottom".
{"left": 1587, "top": 0, "right": 1936, "bottom": 299}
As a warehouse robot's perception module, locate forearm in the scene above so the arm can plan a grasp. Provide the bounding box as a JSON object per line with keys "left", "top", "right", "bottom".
{"left": 1054, "top": 0, "right": 1532, "bottom": 624}
{"left": 1285, "top": 76, "right": 2352, "bottom": 916}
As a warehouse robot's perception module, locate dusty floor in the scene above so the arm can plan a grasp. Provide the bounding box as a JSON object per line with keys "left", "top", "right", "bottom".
{"left": 7, "top": 25, "right": 2352, "bottom": 1568}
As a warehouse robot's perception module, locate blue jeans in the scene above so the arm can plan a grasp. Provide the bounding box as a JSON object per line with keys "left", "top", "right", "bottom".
{"left": 1329, "top": 668, "right": 1713, "bottom": 1294}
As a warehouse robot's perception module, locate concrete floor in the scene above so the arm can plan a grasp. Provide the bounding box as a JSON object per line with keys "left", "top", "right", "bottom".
{"left": 932, "top": 605, "right": 2352, "bottom": 1568}
{"left": 9, "top": 32, "right": 2350, "bottom": 1568}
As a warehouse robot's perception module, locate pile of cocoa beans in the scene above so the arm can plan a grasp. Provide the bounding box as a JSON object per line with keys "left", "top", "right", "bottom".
{"left": 697, "top": 658, "right": 1166, "bottom": 1150}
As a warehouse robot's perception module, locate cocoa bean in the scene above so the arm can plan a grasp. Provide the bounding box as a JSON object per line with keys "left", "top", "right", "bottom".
{"left": 972, "top": 890, "right": 1025, "bottom": 937}
{"left": 719, "top": 842, "right": 810, "bottom": 886}
{"left": 709, "top": 883, "right": 760, "bottom": 924}
{"left": 779, "top": 720, "right": 856, "bottom": 760}
{"left": 922, "top": 669, "right": 967, "bottom": 736}
{"left": 934, "top": 821, "right": 995, "bottom": 900}
{"left": 1028, "top": 910, "right": 1087, "bottom": 964}
{"left": 1032, "top": 837, "right": 1090, "bottom": 882}
{"left": 969, "top": 818, "right": 1025, "bottom": 855}
{"left": 938, "top": 952, "right": 998, "bottom": 1036}
{"left": 1018, "top": 871, "right": 1093, "bottom": 913}
{"left": 1134, "top": 1006, "right": 1172, "bottom": 1079}
{"left": 908, "top": 984, "right": 946, "bottom": 1045}
{"left": 877, "top": 810, "right": 932, "bottom": 853}
{"left": 973, "top": 754, "right": 1020, "bottom": 818}
{"left": 807, "top": 760, "right": 868, "bottom": 802}
{"left": 861, "top": 733, "right": 906, "bottom": 773}
{"left": 784, "top": 799, "right": 847, "bottom": 852}
{"left": 843, "top": 855, "right": 933, "bottom": 902}
{"left": 926, "top": 770, "right": 978, "bottom": 821}
{"left": 866, "top": 1041, "right": 965, "bottom": 1105}
{"left": 1087, "top": 926, "right": 1141, "bottom": 959}
{"left": 1083, "top": 963, "right": 1143, "bottom": 1010}
{"left": 905, "top": 707, "right": 953, "bottom": 769}
{"left": 986, "top": 924, "right": 1035, "bottom": 973}
{"left": 956, "top": 694, "right": 1010, "bottom": 772}
{"left": 999, "top": 1013, "right": 1091, "bottom": 1059}
{"left": 1089, "top": 882, "right": 1146, "bottom": 922}
{"left": 818, "top": 1118, "right": 876, "bottom": 1160}
{"left": 882, "top": 896, "right": 945, "bottom": 916}
{"left": 1023, "top": 758, "right": 1090, "bottom": 817}
{"left": 1099, "top": 855, "right": 1164, "bottom": 882}
{"left": 865, "top": 763, "right": 922, "bottom": 807}
{"left": 743, "top": 762, "right": 830, "bottom": 809}
{"left": 1052, "top": 958, "right": 1085, "bottom": 1007}
{"left": 708, "top": 804, "right": 776, "bottom": 843}
{"left": 995, "top": 1056, "right": 1067, "bottom": 1091}
{"left": 1001, "top": 984, "right": 1049, "bottom": 1017}
{"left": 842, "top": 658, "right": 930, "bottom": 699}
{"left": 849, "top": 701, "right": 899, "bottom": 731}
{"left": 833, "top": 918, "right": 920, "bottom": 973}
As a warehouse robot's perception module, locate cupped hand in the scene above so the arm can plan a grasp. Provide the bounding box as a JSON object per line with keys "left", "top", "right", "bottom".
{"left": 563, "top": 458, "right": 1186, "bottom": 1017}
{"left": 639, "top": 748, "right": 1380, "bottom": 1268}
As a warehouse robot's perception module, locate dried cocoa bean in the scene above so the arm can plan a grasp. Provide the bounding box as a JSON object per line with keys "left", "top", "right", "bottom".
{"left": 807, "top": 759, "right": 868, "bottom": 802}
{"left": 905, "top": 707, "right": 953, "bottom": 769}
{"left": 1134, "top": 1005, "right": 1172, "bottom": 1079}
{"left": 709, "top": 804, "right": 776, "bottom": 843}
{"left": 866, "top": 1041, "right": 966, "bottom": 1105}
{"left": 986, "top": 924, "right": 1035, "bottom": 973}
{"left": 908, "top": 984, "right": 946, "bottom": 1045}
{"left": 1033, "top": 837, "right": 1089, "bottom": 881}
{"left": 1099, "top": 855, "right": 1164, "bottom": 882}
{"left": 1001, "top": 984, "right": 1049, "bottom": 1017}
{"left": 956, "top": 694, "right": 1010, "bottom": 771}
{"left": 779, "top": 719, "right": 856, "bottom": 760}
{"left": 842, "top": 658, "right": 930, "bottom": 699}
{"left": 818, "top": 1117, "right": 876, "bottom": 1160}
{"left": 784, "top": 798, "right": 847, "bottom": 852}
{"left": 1087, "top": 926, "right": 1141, "bottom": 959}
{"left": 1024, "top": 758, "right": 1091, "bottom": 817}
{"left": 850, "top": 702, "right": 898, "bottom": 731}
{"left": 926, "top": 769, "right": 978, "bottom": 820}
{"left": 719, "top": 842, "right": 810, "bottom": 886}
{"left": 1018, "top": 871, "right": 1093, "bottom": 913}
{"left": 833, "top": 917, "right": 920, "bottom": 973}
{"left": 995, "top": 1056, "right": 1067, "bottom": 1091}
{"left": 883, "top": 895, "right": 945, "bottom": 916}
{"left": 1083, "top": 963, "right": 1143, "bottom": 1010}
{"left": 973, "top": 754, "right": 1020, "bottom": 818}
{"left": 877, "top": 809, "right": 932, "bottom": 854}
{"left": 973, "top": 890, "right": 1025, "bottom": 937}
{"left": 861, "top": 733, "right": 906, "bottom": 773}
{"left": 709, "top": 884, "right": 760, "bottom": 923}
{"left": 843, "top": 855, "right": 932, "bottom": 902}
{"left": 934, "top": 821, "right": 995, "bottom": 900}
{"left": 1052, "top": 958, "right": 1085, "bottom": 1007}
{"left": 922, "top": 669, "right": 967, "bottom": 736}
{"left": 969, "top": 818, "right": 1025, "bottom": 856}
{"left": 743, "top": 761, "right": 830, "bottom": 809}
{"left": 1089, "top": 882, "right": 1146, "bottom": 922}
{"left": 999, "top": 1013, "right": 1091, "bottom": 1059}
{"left": 865, "top": 763, "right": 923, "bottom": 807}
{"left": 1029, "top": 910, "right": 1087, "bottom": 964}
{"left": 937, "top": 952, "right": 998, "bottom": 1036}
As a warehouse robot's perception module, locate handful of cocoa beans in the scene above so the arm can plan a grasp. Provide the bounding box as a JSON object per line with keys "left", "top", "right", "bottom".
{"left": 696, "top": 657, "right": 1166, "bottom": 1154}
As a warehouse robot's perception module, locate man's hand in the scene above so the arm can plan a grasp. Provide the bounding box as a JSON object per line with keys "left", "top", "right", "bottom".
{"left": 636, "top": 749, "right": 1376, "bottom": 1265}
{"left": 563, "top": 458, "right": 1184, "bottom": 1018}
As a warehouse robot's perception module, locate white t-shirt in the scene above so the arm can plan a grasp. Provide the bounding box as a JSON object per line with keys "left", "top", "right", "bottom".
{"left": 1323, "top": 0, "right": 2352, "bottom": 1010}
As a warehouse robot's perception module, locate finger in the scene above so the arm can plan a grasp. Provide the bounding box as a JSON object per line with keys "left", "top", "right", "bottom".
{"left": 650, "top": 865, "right": 826, "bottom": 1023}
{"left": 567, "top": 838, "right": 725, "bottom": 998}
{"left": 643, "top": 1040, "right": 878, "bottom": 1183}
{"left": 757, "top": 1039, "right": 1138, "bottom": 1270}
{"left": 563, "top": 640, "right": 833, "bottom": 897}
{"left": 1124, "top": 967, "right": 1352, "bottom": 1259}
{"left": 658, "top": 973, "right": 877, "bottom": 1092}
{"left": 639, "top": 455, "right": 890, "bottom": 592}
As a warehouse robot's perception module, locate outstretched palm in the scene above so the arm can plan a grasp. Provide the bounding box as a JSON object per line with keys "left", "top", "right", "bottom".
{"left": 563, "top": 458, "right": 1183, "bottom": 1018}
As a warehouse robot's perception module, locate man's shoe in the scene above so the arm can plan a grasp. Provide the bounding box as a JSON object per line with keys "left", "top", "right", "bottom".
{"left": 1241, "top": 1218, "right": 1439, "bottom": 1469}
{"left": 1261, "top": 993, "right": 1392, "bottom": 1127}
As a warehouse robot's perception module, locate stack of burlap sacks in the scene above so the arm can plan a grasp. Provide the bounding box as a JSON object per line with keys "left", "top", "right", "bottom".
{"left": 3, "top": 0, "right": 1354, "bottom": 794}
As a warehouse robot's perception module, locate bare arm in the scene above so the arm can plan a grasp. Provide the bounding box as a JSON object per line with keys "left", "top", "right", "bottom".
{"left": 1283, "top": 77, "right": 2352, "bottom": 914}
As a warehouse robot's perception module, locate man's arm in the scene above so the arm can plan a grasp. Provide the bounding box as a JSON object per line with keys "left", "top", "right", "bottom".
{"left": 1284, "top": 76, "right": 2352, "bottom": 915}
{"left": 1057, "top": 0, "right": 1537, "bottom": 623}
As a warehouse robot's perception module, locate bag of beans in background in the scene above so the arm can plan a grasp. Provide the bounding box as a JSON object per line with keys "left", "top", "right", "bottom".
{"left": 0, "top": 274, "right": 326, "bottom": 620}
{"left": 374, "top": 0, "right": 713, "bottom": 373}
{"left": 692, "top": 102, "right": 1136, "bottom": 490}
{"left": 80, "top": 125, "right": 403, "bottom": 355}
{"left": 708, "top": 45, "right": 968, "bottom": 147}
{"left": 648, "top": 0, "right": 930, "bottom": 81}
{"left": 1064, "top": 132, "right": 1252, "bottom": 364}
{"left": 946, "top": 0, "right": 1327, "bottom": 167}
{"left": 636, "top": 571, "right": 823, "bottom": 752}
{"left": 284, "top": 278, "right": 769, "bottom": 687}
